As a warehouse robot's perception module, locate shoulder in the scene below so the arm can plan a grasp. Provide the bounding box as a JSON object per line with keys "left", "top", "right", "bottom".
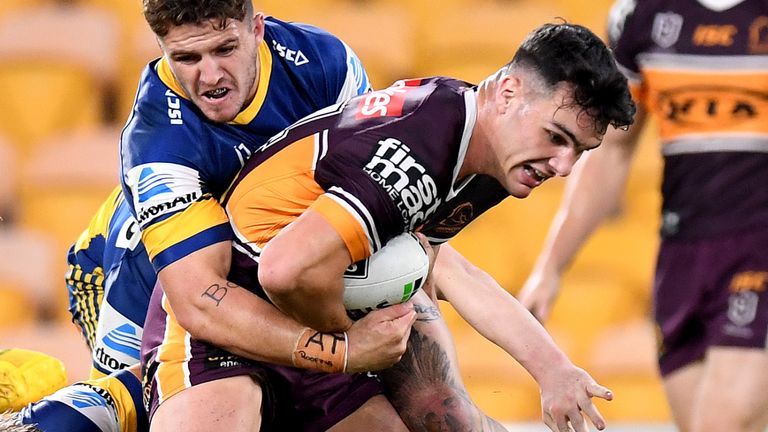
{"left": 122, "top": 63, "right": 209, "bottom": 171}
{"left": 263, "top": 17, "right": 369, "bottom": 98}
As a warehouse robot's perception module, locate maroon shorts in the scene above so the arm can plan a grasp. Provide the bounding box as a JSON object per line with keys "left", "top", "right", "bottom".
{"left": 654, "top": 227, "right": 768, "bottom": 376}
{"left": 142, "top": 292, "right": 383, "bottom": 431}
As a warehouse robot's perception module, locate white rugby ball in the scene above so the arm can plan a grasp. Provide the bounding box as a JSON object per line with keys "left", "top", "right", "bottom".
{"left": 343, "top": 233, "right": 429, "bottom": 316}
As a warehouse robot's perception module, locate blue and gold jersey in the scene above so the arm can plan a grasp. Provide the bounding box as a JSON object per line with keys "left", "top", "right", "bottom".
{"left": 66, "top": 187, "right": 156, "bottom": 378}
{"left": 607, "top": 0, "right": 768, "bottom": 238}
{"left": 120, "top": 17, "right": 371, "bottom": 271}
{"left": 19, "top": 369, "right": 147, "bottom": 432}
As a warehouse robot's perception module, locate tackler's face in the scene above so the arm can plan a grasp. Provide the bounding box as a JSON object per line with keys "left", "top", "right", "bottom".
{"left": 491, "top": 77, "right": 603, "bottom": 199}
{"left": 159, "top": 14, "right": 264, "bottom": 123}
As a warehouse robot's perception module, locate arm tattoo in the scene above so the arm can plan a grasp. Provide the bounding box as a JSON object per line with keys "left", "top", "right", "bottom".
{"left": 200, "top": 281, "right": 240, "bottom": 306}
{"left": 413, "top": 302, "right": 441, "bottom": 322}
{"left": 379, "top": 330, "right": 508, "bottom": 431}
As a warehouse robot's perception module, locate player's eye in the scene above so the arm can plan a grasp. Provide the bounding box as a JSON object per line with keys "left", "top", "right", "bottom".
{"left": 547, "top": 130, "right": 567, "bottom": 146}
{"left": 217, "top": 45, "right": 236, "bottom": 55}
{"left": 172, "top": 54, "right": 197, "bottom": 64}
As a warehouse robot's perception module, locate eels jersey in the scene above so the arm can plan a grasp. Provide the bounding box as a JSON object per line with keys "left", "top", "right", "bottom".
{"left": 66, "top": 187, "right": 155, "bottom": 377}
{"left": 223, "top": 77, "right": 508, "bottom": 290}
{"left": 607, "top": 0, "right": 768, "bottom": 238}
{"left": 18, "top": 369, "right": 147, "bottom": 432}
{"left": 120, "top": 17, "right": 371, "bottom": 271}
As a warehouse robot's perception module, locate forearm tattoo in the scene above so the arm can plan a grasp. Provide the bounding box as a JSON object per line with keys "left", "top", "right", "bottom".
{"left": 413, "top": 302, "right": 441, "bottom": 322}
{"left": 200, "top": 281, "right": 240, "bottom": 306}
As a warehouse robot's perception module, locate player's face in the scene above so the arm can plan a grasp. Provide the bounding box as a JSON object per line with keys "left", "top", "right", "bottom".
{"left": 492, "top": 80, "right": 603, "bottom": 198}
{"left": 159, "top": 14, "right": 264, "bottom": 123}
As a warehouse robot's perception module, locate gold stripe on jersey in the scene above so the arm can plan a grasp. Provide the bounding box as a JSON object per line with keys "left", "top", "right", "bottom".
{"left": 310, "top": 195, "right": 370, "bottom": 263}
{"left": 80, "top": 373, "right": 140, "bottom": 432}
{"left": 141, "top": 197, "right": 229, "bottom": 261}
{"left": 156, "top": 40, "right": 273, "bottom": 125}
{"left": 232, "top": 41, "right": 273, "bottom": 125}
{"left": 227, "top": 135, "right": 323, "bottom": 248}
{"left": 155, "top": 294, "right": 191, "bottom": 404}
{"left": 66, "top": 186, "right": 121, "bottom": 351}
{"left": 67, "top": 266, "right": 103, "bottom": 351}
{"left": 226, "top": 134, "right": 369, "bottom": 262}
{"left": 72, "top": 186, "right": 123, "bottom": 252}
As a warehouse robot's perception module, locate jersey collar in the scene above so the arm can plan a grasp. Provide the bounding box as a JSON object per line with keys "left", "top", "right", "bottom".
{"left": 156, "top": 39, "right": 273, "bottom": 125}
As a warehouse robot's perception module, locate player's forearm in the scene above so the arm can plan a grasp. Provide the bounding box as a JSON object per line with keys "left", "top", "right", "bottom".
{"left": 257, "top": 209, "right": 355, "bottom": 332}
{"left": 434, "top": 248, "right": 571, "bottom": 376}
{"left": 157, "top": 242, "right": 302, "bottom": 365}
{"left": 167, "top": 274, "right": 302, "bottom": 364}
{"left": 264, "top": 276, "right": 353, "bottom": 333}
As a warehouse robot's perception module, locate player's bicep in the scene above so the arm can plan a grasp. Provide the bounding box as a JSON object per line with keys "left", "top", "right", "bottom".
{"left": 258, "top": 208, "right": 352, "bottom": 290}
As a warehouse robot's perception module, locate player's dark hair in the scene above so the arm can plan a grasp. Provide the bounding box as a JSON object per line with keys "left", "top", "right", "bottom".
{"left": 0, "top": 411, "right": 42, "bottom": 432}
{"left": 143, "top": 0, "right": 254, "bottom": 38}
{"left": 508, "top": 22, "right": 636, "bottom": 134}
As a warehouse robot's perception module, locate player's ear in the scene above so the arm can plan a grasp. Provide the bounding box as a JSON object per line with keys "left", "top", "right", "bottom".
{"left": 252, "top": 12, "right": 266, "bottom": 40}
{"left": 497, "top": 74, "right": 520, "bottom": 112}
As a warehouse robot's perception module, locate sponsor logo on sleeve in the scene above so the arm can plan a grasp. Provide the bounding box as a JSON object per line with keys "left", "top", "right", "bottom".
{"left": 126, "top": 163, "right": 204, "bottom": 226}
{"left": 363, "top": 137, "right": 442, "bottom": 230}
{"left": 271, "top": 39, "right": 309, "bottom": 66}
{"left": 355, "top": 80, "right": 420, "bottom": 120}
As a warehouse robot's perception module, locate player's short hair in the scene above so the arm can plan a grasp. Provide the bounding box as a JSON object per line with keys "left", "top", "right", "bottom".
{"left": 507, "top": 22, "right": 636, "bottom": 134}
{"left": 143, "top": 0, "right": 254, "bottom": 38}
{"left": 0, "top": 411, "right": 41, "bottom": 432}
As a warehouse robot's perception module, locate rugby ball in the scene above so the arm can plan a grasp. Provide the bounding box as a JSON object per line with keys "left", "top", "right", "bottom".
{"left": 343, "top": 233, "right": 429, "bottom": 316}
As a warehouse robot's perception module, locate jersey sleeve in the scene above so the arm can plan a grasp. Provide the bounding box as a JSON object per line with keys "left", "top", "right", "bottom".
{"left": 606, "top": 0, "right": 647, "bottom": 103}
{"left": 312, "top": 79, "right": 471, "bottom": 260}
{"left": 277, "top": 19, "right": 371, "bottom": 103}
{"left": 120, "top": 75, "right": 232, "bottom": 271}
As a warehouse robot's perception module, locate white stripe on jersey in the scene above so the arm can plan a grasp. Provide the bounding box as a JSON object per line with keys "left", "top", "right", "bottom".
{"left": 326, "top": 186, "right": 380, "bottom": 253}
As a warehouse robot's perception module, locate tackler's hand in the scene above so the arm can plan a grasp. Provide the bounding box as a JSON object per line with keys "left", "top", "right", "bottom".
{"left": 345, "top": 302, "right": 416, "bottom": 372}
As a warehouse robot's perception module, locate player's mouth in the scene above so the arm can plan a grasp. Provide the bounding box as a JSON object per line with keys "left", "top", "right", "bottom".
{"left": 202, "top": 87, "right": 230, "bottom": 100}
{"left": 522, "top": 164, "right": 551, "bottom": 187}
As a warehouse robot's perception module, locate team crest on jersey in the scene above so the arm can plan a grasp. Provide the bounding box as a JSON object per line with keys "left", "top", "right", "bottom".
{"left": 652, "top": 12, "right": 683, "bottom": 48}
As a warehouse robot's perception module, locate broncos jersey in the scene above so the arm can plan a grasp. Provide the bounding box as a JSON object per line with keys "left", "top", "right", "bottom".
{"left": 223, "top": 77, "right": 508, "bottom": 291}
{"left": 607, "top": 0, "right": 768, "bottom": 238}
{"left": 120, "top": 17, "right": 370, "bottom": 271}
{"left": 18, "top": 369, "right": 147, "bottom": 432}
{"left": 66, "top": 187, "right": 155, "bottom": 377}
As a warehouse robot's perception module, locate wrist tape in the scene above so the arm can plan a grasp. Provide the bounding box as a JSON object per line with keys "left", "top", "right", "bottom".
{"left": 292, "top": 328, "right": 348, "bottom": 373}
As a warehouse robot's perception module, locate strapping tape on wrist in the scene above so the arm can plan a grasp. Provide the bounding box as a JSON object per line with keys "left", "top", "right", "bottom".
{"left": 292, "top": 328, "right": 348, "bottom": 373}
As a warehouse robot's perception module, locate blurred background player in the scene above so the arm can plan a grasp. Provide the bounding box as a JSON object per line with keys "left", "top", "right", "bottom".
{"left": 519, "top": 0, "right": 768, "bottom": 431}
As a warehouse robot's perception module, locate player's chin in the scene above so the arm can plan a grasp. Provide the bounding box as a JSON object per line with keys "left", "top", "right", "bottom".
{"left": 196, "top": 100, "right": 240, "bottom": 123}
{"left": 508, "top": 183, "right": 534, "bottom": 199}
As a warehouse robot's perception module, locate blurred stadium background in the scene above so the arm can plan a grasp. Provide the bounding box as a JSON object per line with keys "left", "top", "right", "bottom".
{"left": 0, "top": 0, "right": 670, "bottom": 429}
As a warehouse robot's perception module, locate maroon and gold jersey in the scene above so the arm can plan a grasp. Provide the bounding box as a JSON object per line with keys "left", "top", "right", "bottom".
{"left": 608, "top": 0, "right": 768, "bottom": 238}
{"left": 223, "top": 77, "right": 507, "bottom": 282}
